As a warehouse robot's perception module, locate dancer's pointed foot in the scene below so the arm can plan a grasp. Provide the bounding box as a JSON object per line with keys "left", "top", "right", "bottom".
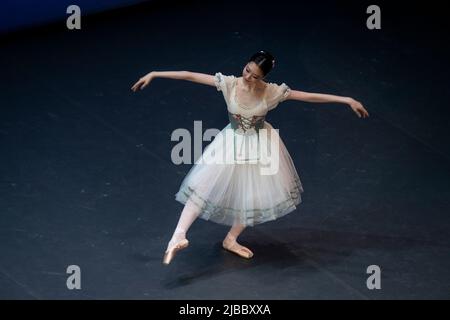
{"left": 163, "top": 239, "right": 189, "bottom": 265}
{"left": 222, "top": 233, "right": 253, "bottom": 259}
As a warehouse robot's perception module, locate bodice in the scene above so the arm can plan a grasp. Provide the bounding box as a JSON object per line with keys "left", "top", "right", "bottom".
{"left": 227, "top": 77, "right": 267, "bottom": 134}
{"left": 228, "top": 112, "right": 265, "bottom": 134}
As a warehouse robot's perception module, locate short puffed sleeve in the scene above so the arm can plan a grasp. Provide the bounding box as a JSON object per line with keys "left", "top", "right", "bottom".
{"left": 214, "top": 72, "right": 236, "bottom": 102}
{"left": 265, "top": 82, "right": 291, "bottom": 111}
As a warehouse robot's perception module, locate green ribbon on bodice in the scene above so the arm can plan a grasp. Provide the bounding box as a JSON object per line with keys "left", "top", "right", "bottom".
{"left": 228, "top": 112, "right": 265, "bottom": 134}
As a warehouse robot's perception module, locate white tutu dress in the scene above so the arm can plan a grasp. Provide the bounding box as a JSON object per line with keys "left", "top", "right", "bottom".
{"left": 174, "top": 72, "right": 304, "bottom": 227}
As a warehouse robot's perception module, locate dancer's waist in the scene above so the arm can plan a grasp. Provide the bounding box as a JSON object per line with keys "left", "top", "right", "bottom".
{"left": 228, "top": 112, "right": 265, "bottom": 134}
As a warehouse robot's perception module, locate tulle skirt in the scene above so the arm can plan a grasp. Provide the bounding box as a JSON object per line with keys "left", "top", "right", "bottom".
{"left": 174, "top": 121, "right": 304, "bottom": 227}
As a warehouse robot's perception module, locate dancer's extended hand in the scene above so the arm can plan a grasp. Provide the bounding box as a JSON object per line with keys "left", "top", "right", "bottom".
{"left": 131, "top": 72, "right": 154, "bottom": 92}
{"left": 348, "top": 98, "right": 369, "bottom": 118}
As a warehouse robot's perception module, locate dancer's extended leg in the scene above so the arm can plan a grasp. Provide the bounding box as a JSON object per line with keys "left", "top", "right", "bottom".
{"left": 163, "top": 199, "right": 201, "bottom": 264}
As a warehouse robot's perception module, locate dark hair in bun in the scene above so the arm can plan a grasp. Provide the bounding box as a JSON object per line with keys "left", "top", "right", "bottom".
{"left": 248, "top": 50, "right": 276, "bottom": 77}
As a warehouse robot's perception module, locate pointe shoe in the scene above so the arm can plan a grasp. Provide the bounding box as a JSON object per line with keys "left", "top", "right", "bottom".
{"left": 163, "top": 239, "right": 189, "bottom": 265}
{"left": 222, "top": 237, "right": 253, "bottom": 259}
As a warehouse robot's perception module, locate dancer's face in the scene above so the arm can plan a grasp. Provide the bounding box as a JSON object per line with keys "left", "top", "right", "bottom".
{"left": 242, "top": 61, "right": 264, "bottom": 84}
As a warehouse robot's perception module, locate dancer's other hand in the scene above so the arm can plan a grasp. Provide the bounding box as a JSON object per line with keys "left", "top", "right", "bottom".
{"left": 131, "top": 72, "right": 154, "bottom": 92}
{"left": 347, "top": 98, "right": 369, "bottom": 118}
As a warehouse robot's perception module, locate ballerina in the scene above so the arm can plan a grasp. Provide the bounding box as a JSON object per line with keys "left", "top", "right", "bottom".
{"left": 131, "top": 50, "right": 369, "bottom": 265}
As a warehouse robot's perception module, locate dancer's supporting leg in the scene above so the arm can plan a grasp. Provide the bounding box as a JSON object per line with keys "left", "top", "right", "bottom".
{"left": 223, "top": 223, "right": 254, "bottom": 258}
{"left": 163, "top": 199, "right": 201, "bottom": 264}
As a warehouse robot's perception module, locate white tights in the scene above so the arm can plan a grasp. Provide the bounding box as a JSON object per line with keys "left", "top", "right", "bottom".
{"left": 166, "top": 199, "right": 247, "bottom": 251}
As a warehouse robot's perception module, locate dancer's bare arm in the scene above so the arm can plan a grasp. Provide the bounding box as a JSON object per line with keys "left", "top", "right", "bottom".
{"left": 131, "top": 71, "right": 215, "bottom": 92}
{"left": 285, "top": 89, "right": 370, "bottom": 118}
